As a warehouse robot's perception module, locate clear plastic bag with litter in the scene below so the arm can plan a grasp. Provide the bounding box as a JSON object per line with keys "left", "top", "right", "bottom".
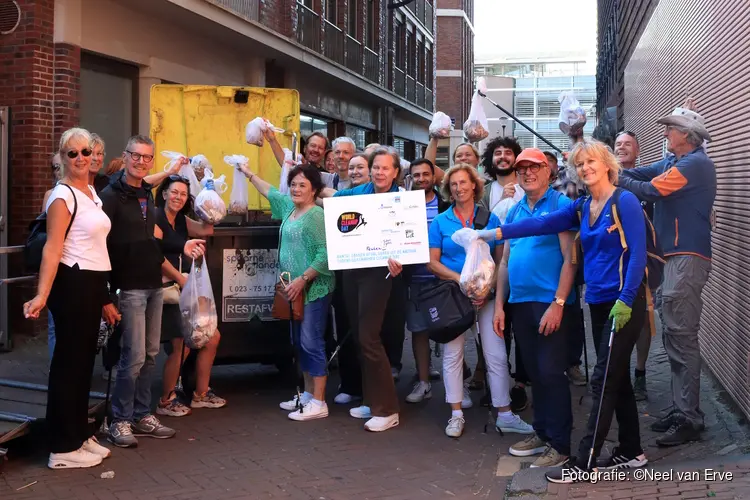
{"left": 463, "top": 78, "right": 490, "bottom": 143}
{"left": 224, "top": 155, "right": 249, "bottom": 215}
{"left": 194, "top": 170, "right": 228, "bottom": 224}
{"left": 429, "top": 111, "right": 453, "bottom": 139}
{"left": 245, "top": 117, "right": 285, "bottom": 147}
{"left": 179, "top": 258, "right": 218, "bottom": 349}
{"left": 451, "top": 228, "right": 496, "bottom": 301}
{"left": 558, "top": 91, "right": 587, "bottom": 136}
{"left": 161, "top": 151, "right": 202, "bottom": 198}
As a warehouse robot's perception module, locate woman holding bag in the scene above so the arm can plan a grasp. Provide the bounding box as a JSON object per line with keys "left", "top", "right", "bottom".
{"left": 237, "top": 161, "right": 335, "bottom": 421}
{"left": 154, "top": 171, "right": 225, "bottom": 417}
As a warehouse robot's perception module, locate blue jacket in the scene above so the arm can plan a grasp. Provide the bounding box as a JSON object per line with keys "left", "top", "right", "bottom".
{"left": 619, "top": 148, "right": 716, "bottom": 260}
{"left": 501, "top": 190, "right": 646, "bottom": 307}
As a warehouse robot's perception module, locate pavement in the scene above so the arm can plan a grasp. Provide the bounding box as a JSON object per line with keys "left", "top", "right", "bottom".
{"left": 0, "top": 310, "right": 749, "bottom": 500}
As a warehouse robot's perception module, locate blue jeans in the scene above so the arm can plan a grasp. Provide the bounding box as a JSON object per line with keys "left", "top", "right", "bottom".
{"left": 111, "top": 288, "right": 163, "bottom": 422}
{"left": 511, "top": 302, "right": 573, "bottom": 456}
{"left": 48, "top": 310, "right": 56, "bottom": 361}
{"left": 293, "top": 294, "right": 332, "bottom": 377}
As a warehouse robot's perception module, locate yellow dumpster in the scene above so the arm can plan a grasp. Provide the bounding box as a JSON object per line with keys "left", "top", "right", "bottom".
{"left": 149, "top": 85, "right": 300, "bottom": 211}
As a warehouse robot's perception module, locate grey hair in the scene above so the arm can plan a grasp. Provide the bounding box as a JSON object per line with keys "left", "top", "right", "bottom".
{"left": 332, "top": 136, "right": 356, "bottom": 150}
{"left": 91, "top": 133, "right": 106, "bottom": 152}
{"left": 672, "top": 126, "right": 704, "bottom": 147}
{"left": 59, "top": 127, "right": 92, "bottom": 153}
{"left": 125, "top": 134, "right": 154, "bottom": 152}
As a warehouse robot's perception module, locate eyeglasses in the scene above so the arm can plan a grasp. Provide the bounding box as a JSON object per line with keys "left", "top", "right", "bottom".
{"left": 66, "top": 149, "right": 92, "bottom": 159}
{"left": 515, "top": 164, "right": 545, "bottom": 175}
{"left": 125, "top": 150, "right": 155, "bottom": 163}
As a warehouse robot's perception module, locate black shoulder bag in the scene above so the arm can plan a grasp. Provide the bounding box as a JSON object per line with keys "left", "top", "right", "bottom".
{"left": 25, "top": 184, "right": 78, "bottom": 273}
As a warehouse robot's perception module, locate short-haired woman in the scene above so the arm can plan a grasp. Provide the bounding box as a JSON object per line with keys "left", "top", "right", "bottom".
{"left": 155, "top": 172, "right": 225, "bottom": 417}
{"left": 427, "top": 164, "right": 533, "bottom": 438}
{"left": 238, "top": 162, "right": 335, "bottom": 421}
{"left": 495, "top": 139, "right": 648, "bottom": 483}
{"left": 24, "top": 127, "right": 121, "bottom": 469}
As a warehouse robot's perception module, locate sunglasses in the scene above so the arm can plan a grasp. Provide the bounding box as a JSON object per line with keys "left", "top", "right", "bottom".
{"left": 168, "top": 174, "right": 189, "bottom": 183}
{"left": 66, "top": 149, "right": 92, "bottom": 159}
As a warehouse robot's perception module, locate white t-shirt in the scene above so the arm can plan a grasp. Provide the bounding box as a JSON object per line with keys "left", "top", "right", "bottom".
{"left": 489, "top": 181, "right": 525, "bottom": 223}
{"left": 45, "top": 184, "right": 112, "bottom": 271}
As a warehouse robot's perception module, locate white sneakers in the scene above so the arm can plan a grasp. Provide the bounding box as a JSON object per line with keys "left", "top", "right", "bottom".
{"left": 280, "top": 392, "right": 311, "bottom": 411}
{"left": 445, "top": 415, "right": 465, "bottom": 438}
{"left": 288, "top": 400, "right": 329, "bottom": 421}
{"left": 461, "top": 387, "right": 474, "bottom": 409}
{"left": 496, "top": 413, "right": 535, "bottom": 434}
{"left": 48, "top": 438, "right": 111, "bottom": 469}
{"left": 406, "top": 382, "right": 432, "bottom": 403}
{"left": 349, "top": 405, "right": 372, "bottom": 419}
{"left": 334, "top": 392, "right": 361, "bottom": 405}
{"left": 364, "top": 414, "right": 399, "bottom": 432}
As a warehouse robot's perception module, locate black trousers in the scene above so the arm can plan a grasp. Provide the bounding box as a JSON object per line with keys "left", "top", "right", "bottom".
{"left": 502, "top": 303, "right": 530, "bottom": 384}
{"left": 343, "top": 268, "right": 400, "bottom": 416}
{"left": 333, "top": 271, "right": 361, "bottom": 396}
{"left": 578, "top": 288, "right": 646, "bottom": 463}
{"left": 47, "top": 263, "right": 108, "bottom": 453}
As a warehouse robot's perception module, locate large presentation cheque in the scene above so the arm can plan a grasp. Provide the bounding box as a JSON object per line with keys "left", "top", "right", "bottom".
{"left": 323, "top": 190, "right": 430, "bottom": 270}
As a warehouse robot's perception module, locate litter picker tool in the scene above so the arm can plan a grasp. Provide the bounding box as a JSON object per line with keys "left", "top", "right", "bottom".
{"left": 587, "top": 320, "right": 617, "bottom": 470}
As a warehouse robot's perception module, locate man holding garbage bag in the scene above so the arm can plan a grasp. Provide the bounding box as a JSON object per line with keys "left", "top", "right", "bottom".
{"left": 100, "top": 135, "right": 207, "bottom": 448}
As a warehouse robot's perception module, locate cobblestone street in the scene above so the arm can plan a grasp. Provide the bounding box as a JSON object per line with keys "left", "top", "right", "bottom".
{"left": 1, "top": 312, "right": 749, "bottom": 499}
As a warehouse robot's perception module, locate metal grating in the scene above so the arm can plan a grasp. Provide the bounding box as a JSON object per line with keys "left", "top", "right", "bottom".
{"left": 0, "top": 0, "right": 20, "bottom": 35}
{"left": 623, "top": 0, "right": 750, "bottom": 419}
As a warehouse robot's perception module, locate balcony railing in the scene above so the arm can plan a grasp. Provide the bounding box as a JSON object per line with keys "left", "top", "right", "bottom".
{"left": 296, "top": 3, "right": 321, "bottom": 52}
{"left": 345, "top": 35, "right": 363, "bottom": 74}
{"left": 406, "top": 75, "right": 416, "bottom": 103}
{"left": 324, "top": 21, "right": 345, "bottom": 65}
{"left": 364, "top": 47, "right": 379, "bottom": 84}
{"left": 425, "top": 88, "right": 434, "bottom": 112}
{"left": 416, "top": 82, "right": 425, "bottom": 109}
{"left": 425, "top": 2, "right": 433, "bottom": 33}
{"left": 394, "top": 68, "right": 406, "bottom": 98}
{"left": 205, "top": 0, "right": 259, "bottom": 22}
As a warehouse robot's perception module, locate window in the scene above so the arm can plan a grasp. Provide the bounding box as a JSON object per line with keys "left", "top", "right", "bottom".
{"left": 425, "top": 43, "right": 433, "bottom": 88}
{"left": 395, "top": 20, "right": 405, "bottom": 69}
{"left": 326, "top": 0, "right": 336, "bottom": 23}
{"left": 392, "top": 138, "right": 406, "bottom": 159}
{"left": 365, "top": 0, "right": 377, "bottom": 49}
{"left": 346, "top": 124, "right": 369, "bottom": 151}
{"left": 407, "top": 26, "right": 416, "bottom": 77}
{"left": 301, "top": 0, "right": 313, "bottom": 8}
{"left": 300, "top": 114, "right": 330, "bottom": 137}
{"left": 417, "top": 38, "right": 425, "bottom": 84}
{"left": 348, "top": 0, "right": 358, "bottom": 37}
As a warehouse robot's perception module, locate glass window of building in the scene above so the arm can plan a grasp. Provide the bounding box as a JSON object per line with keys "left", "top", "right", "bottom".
{"left": 345, "top": 125, "right": 368, "bottom": 151}
{"left": 300, "top": 114, "right": 330, "bottom": 138}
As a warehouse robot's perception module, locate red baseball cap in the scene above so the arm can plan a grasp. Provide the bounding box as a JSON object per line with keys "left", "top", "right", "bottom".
{"left": 514, "top": 148, "right": 548, "bottom": 167}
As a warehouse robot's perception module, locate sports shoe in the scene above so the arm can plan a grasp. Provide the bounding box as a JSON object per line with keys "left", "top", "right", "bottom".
{"left": 391, "top": 366, "right": 401, "bottom": 381}
{"left": 82, "top": 437, "right": 111, "bottom": 459}
{"left": 406, "top": 381, "right": 432, "bottom": 403}
{"left": 567, "top": 365, "right": 587, "bottom": 386}
{"left": 445, "top": 415, "right": 465, "bottom": 438}
{"left": 531, "top": 446, "right": 568, "bottom": 468}
{"left": 461, "top": 387, "right": 474, "bottom": 409}
{"left": 191, "top": 389, "right": 227, "bottom": 409}
{"left": 496, "top": 413, "right": 534, "bottom": 434}
{"left": 334, "top": 392, "right": 361, "bottom": 405}
{"left": 633, "top": 374, "right": 648, "bottom": 401}
{"left": 510, "top": 385, "right": 528, "bottom": 413}
{"left": 650, "top": 410, "right": 678, "bottom": 432}
{"left": 349, "top": 405, "right": 372, "bottom": 419}
{"left": 288, "top": 399, "right": 329, "bottom": 421}
{"left": 656, "top": 421, "right": 701, "bottom": 447}
{"left": 48, "top": 448, "right": 102, "bottom": 469}
{"left": 599, "top": 447, "right": 648, "bottom": 469}
{"left": 108, "top": 420, "right": 137, "bottom": 448}
{"left": 509, "top": 433, "right": 547, "bottom": 457}
{"left": 157, "top": 392, "right": 192, "bottom": 417}
{"left": 132, "top": 414, "right": 176, "bottom": 439}
{"left": 280, "top": 392, "right": 311, "bottom": 411}
{"left": 364, "top": 414, "right": 399, "bottom": 432}
{"left": 545, "top": 461, "right": 594, "bottom": 484}
{"left": 429, "top": 366, "right": 441, "bottom": 380}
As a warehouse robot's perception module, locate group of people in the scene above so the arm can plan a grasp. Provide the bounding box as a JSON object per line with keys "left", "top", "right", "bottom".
{"left": 26, "top": 98, "right": 715, "bottom": 485}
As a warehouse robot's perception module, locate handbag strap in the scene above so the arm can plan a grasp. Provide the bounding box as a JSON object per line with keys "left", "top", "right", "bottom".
{"left": 59, "top": 183, "right": 79, "bottom": 239}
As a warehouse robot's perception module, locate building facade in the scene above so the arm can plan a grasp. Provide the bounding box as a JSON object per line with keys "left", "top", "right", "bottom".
{"left": 434, "top": 0, "right": 474, "bottom": 127}
{"left": 599, "top": 0, "right": 750, "bottom": 419}
{"left": 0, "top": 0, "right": 437, "bottom": 337}
{"left": 475, "top": 58, "right": 596, "bottom": 154}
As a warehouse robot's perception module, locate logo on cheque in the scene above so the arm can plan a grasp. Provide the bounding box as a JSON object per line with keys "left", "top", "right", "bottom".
{"left": 337, "top": 212, "right": 367, "bottom": 233}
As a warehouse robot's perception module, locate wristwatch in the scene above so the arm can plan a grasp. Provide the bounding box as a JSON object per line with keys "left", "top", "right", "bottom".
{"left": 301, "top": 273, "right": 310, "bottom": 282}
{"left": 553, "top": 296, "right": 565, "bottom": 307}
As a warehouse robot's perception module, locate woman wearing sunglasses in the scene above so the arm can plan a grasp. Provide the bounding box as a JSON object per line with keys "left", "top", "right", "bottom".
{"left": 154, "top": 171, "right": 225, "bottom": 417}
{"left": 24, "top": 128, "right": 121, "bottom": 469}
{"left": 237, "top": 161, "right": 335, "bottom": 421}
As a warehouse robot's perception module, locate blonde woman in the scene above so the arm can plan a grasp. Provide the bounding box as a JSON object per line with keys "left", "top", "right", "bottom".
{"left": 24, "top": 128, "right": 120, "bottom": 469}
{"left": 495, "top": 139, "right": 648, "bottom": 483}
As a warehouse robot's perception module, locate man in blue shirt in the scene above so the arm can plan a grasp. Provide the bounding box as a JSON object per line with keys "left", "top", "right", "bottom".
{"left": 493, "top": 148, "right": 577, "bottom": 468}
{"left": 618, "top": 106, "right": 716, "bottom": 447}
{"left": 403, "top": 159, "right": 450, "bottom": 403}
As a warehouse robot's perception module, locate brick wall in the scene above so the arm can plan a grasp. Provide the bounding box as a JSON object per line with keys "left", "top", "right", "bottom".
{"left": 0, "top": 0, "right": 81, "bottom": 337}
{"left": 260, "top": 0, "right": 295, "bottom": 37}
{"left": 435, "top": 5, "right": 473, "bottom": 125}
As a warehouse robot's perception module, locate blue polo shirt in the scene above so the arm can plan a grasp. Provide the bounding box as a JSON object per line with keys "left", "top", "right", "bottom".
{"left": 332, "top": 182, "right": 399, "bottom": 197}
{"left": 429, "top": 205, "right": 501, "bottom": 274}
{"left": 506, "top": 188, "right": 575, "bottom": 305}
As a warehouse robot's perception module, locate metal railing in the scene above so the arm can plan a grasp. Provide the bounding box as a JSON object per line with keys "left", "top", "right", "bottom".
{"left": 324, "top": 21, "right": 345, "bottom": 65}
{"left": 406, "top": 75, "right": 416, "bottom": 103}
{"left": 394, "top": 68, "right": 406, "bottom": 97}
{"left": 0, "top": 246, "right": 36, "bottom": 351}
{"left": 345, "top": 35, "right": 362, "bottom": 73}
{"left": 204, "top": 0, "right": 260, "bottom": 21}
{"left": 425, "top": 88, "right": 434, "bottom": 112}
{"left": 416, "top": 83, "right": 425, "bottom": 109}
{"left": 363, "top": 47, "right": 379, "bottom": 84}
{"left": 296, "top": 3, "right": 321, "bottom": 52}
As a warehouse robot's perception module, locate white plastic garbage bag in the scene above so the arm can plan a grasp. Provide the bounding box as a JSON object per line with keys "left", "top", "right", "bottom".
{"left": 195, "top": 170, "right": 228, "bottom": 224}
{"left": 245, "top": 117, "right": 285, "bottom": 147}
{"left": 279, "top": 148, "right": 299, "bottom": 195}
{"left": 224, "top": 155, "right": 249, "bottom": 215}
{"left": 179, "top": 258, "right": 218, "bottom": 349}
{"left": 429, "top": 111, "right": 453, "bottom": 139}
{"left": 451, "top": 228, "right": 495, "bottom": 301}
{"left": 190, "top": 154, "right": 212, "bottom": 181}
{"left": 161, "top": 151, "right": 202, "bottom": 198}
{"left": 463, "top": 78, "right": 489, "bottom": 143}
{"left": 558, "top": 91, "right": 587, "bottom": 136}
